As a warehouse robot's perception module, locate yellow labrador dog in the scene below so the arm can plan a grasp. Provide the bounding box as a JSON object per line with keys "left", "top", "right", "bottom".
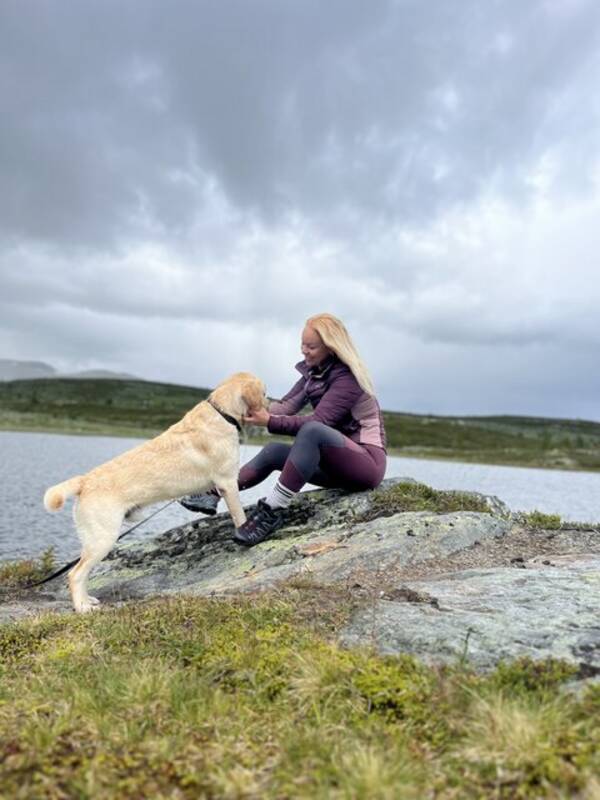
{"left": 44, "top": 372, "right": 266, "bottom": 613}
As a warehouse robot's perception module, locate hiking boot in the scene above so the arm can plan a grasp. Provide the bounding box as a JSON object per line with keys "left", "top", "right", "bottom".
{"left": 179, "top": 491, "right": 220, "bottom": 515}
{"left": 233, "top": 499, "right": 285, "bottom": 546}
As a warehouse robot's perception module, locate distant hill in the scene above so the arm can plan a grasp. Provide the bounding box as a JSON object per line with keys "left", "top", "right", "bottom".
{"left": 0, "top": 377, "right": 599, "bottom": 471}
{"left": 65, "top": 369, "right": 140, "bottom": 380}
{"left": 0, "top": 359, "right": 139, "bottom": 382}
{"left": 0, "top": 377, "right": 209, "bottom": 439}
{"left": 0, "top": 359, "right": 57, "bottom": 381}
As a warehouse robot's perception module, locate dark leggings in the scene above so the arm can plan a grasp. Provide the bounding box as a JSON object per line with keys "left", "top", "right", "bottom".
{"left": 237, "top": 420, "right": 386, "bottom": 494}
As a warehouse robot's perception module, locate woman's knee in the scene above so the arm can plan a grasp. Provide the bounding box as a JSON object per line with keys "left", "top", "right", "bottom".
{"left": 362, "top": 467, "right": 387, "bottom": 491}
{"left": 296, "top": 420, "right": 339, "bottom": 444}
{"left": 256, "top": 441, "right": 292, "bottom": 469}
{"left": 297, "top": 420, "right": 326, "bottom": 435}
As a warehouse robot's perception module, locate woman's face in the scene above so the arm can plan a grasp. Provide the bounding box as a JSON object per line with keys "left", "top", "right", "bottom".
{"left": 301, "top": 326, "right": 331, "bottom": 368}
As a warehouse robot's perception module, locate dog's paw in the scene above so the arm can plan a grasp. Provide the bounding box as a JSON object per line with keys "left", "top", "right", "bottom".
{"left": 75, "top": 598, "right": 101, "bottom": 613}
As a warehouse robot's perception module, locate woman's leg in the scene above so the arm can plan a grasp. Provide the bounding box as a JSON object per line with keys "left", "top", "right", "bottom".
{"left": 181, "top": 442, "right": 291, "bottom": 513}
{"left": 236, "top": 442, "right": 292, "bottom": 490}
{"left": 185, "top": 429, "right": 383, "bottom": 516}
{"left": 234, "top": 421, "right": 386, "bottom": 545}
{"left": 230, "top": 429, "right": 384, "bottom": 494}
{"left": 278, "top": 421, "right": 386, "bottom": 494}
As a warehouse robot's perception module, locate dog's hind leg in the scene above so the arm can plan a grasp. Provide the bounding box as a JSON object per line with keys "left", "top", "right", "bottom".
{"left": 70, "top": 499, "right": 124, "bottom": 613}
{"left": 216, "top": 478, "right": 246, "bottom": 528}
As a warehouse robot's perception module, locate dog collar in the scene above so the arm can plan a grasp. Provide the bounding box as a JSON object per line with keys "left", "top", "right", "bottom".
{"left": 207, "top": 399, "right": 243, "bottom": 433}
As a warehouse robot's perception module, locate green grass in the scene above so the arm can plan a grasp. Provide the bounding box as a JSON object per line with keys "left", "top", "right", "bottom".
{"left": 1, "top": 378, "right": 600, "bottom": 471}
{"left": 0, "top": 547, "right": 56, "bottom": 589}
{"left": 0, "top": 594, "right": 597, "bottom": 799}
{"left": 359, "top": 480, "right": 490, "bottom": 522}
{"left": 0, "top": 378, "right": 211, "bottom": 438}
{"left": 383, "top": 411, "right": 600, "bottom": 471}
{"left": 521, "top": 511, "right": 563, "bottom": 530}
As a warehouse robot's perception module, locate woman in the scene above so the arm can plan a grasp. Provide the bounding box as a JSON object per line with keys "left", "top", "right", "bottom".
{"left": 181, "top": 313, "right": 387, "bottom": 546}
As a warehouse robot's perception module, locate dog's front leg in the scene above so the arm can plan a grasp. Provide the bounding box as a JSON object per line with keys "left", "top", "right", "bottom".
{"left": 216, "top": 480, "right": 246, "bottom": 528}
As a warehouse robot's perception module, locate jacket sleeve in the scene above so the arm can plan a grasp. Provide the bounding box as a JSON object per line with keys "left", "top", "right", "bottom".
{"left": 268, "top": 370, "right": 364, "bottom": 437}
{"left": 268, "top": 376, "right": 307, "bottom": 415}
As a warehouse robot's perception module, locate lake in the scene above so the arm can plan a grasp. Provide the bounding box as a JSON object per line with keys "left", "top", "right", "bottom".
{"left": 1, "top": 430, "right": 599, "bottom": 563}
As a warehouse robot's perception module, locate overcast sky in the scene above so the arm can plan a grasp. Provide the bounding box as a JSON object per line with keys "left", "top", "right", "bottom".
{"left": 1, "top": 0, "right": 599, "bottom": 420}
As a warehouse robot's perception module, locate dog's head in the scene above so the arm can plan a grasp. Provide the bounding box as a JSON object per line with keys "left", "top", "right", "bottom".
{"left": 240, "top": 374, "right": 268, "bottom": 413}
{"left": 210, "top": 372, "right": 267, "bottom": 417}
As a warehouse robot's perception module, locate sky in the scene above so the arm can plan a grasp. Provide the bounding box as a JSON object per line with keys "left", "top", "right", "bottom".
{"left": 1, "top": 0, "right": 599, "bottom": 420}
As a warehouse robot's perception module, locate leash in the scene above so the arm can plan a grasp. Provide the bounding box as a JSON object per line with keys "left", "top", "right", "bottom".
{"left": 4, "top": 402, "right": 249, "bottom": 594}
{"left": 2, "top": 499, "right": 177, "bottom": 593}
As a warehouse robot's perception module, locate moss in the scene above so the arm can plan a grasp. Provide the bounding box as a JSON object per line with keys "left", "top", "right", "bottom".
{"left": 0, "top": 595, "right": 597, "bottom": 799}
{"left": 487, "top": 656, "right": 578, "bottom": 695}
{"left": 521, "top": 510, "right": 563, "bottom": 530}
{"left": 359, "top": 480, "right": 489, "bottom": 521}
{"left": 87, "top": 567, "right": 155, "bottom": 590}
{"left": 0, "top": 547, "right": 56, "bottom": 589}
{"left": 0, "top": 612, "right": 86, "bottom": 665}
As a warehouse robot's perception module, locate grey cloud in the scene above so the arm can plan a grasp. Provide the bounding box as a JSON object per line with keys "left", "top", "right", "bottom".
{"left": 2, "top": 0, "right": 600, "bottom": 420}
{"left": 3, "top": 0, "right": 600, "bottom": 253}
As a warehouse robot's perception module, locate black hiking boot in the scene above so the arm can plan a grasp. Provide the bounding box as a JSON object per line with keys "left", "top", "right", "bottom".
{"left": 233, "top": 499, "right": 285, "bottom": 546}
{"left": 179, "top": 491, "right": 220, "bottom": 515}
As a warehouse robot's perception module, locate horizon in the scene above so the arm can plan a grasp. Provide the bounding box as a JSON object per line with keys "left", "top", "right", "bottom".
{"left": 2, "top": 356, "right": 598, "bottom": 425}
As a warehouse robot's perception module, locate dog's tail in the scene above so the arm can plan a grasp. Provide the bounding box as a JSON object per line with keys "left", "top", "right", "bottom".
{"left": 44, "top": 476, "right": 84, "bottom": 512}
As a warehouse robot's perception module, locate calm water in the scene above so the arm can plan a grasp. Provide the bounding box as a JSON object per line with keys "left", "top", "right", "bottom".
{"left": 1, "top": 430, "right": 599, "bottom": 563}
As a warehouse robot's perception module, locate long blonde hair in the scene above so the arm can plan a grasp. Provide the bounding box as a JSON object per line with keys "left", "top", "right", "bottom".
{"left": 305, "top": 313, "right": 375, "bottom": 396}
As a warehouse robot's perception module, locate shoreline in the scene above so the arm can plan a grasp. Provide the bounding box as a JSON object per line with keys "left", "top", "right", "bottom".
{"left": 1, "top": 420, "right": 599, "bottom": 475}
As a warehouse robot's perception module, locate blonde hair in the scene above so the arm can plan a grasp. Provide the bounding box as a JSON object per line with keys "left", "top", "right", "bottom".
{"left": 305, "top": 313, "right": 375, "bottom": 395}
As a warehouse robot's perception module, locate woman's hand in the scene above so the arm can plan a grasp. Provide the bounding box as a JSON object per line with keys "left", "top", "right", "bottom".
{"left": 243, "top": 408, "right": 270, "bottom": 427}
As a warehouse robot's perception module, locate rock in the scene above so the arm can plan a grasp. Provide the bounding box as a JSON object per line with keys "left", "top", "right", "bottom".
{"left": 341, "top": 555, "right": 600, "bottom": 674}
{"left": 85, "top": 478, "right": 512, "bottom": 601}
{"left": 0, "top": 597, "right": 73, "bottom": 624}
{"left": 2, "top": 477, "right": 599, "bottom": 676}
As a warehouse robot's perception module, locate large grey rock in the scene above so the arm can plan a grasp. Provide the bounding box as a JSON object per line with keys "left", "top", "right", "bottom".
{"left": 87, "top": 478, "right": 511, "bottom": 600}
{"left": 341, "top": 554, "right": 600, "bottom": 674}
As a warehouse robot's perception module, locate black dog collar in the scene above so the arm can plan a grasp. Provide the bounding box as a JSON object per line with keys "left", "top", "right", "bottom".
{"left": 207, "top": 398, "right": 243, "bottom": 433}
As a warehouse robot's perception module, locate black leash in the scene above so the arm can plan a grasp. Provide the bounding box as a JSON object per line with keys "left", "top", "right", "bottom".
{"left": 3, "top": 400, "right": 243, "bottom": 594}
{"left": 3, "top": 499, "right": 176, "bottom": 592}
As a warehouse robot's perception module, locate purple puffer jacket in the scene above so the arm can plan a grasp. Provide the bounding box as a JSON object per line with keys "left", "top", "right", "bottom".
{"left": 267, "top": 355, "right": 387, "bottom": 450}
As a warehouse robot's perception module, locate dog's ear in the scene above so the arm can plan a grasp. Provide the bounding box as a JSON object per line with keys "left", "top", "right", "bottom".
{"left": 242, "top": 380, "right": 265, "bottom": 412}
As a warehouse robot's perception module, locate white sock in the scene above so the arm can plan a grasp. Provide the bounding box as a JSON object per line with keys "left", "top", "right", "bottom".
{"left": 266, "top": 480, "right": 296, "bottom": 510}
